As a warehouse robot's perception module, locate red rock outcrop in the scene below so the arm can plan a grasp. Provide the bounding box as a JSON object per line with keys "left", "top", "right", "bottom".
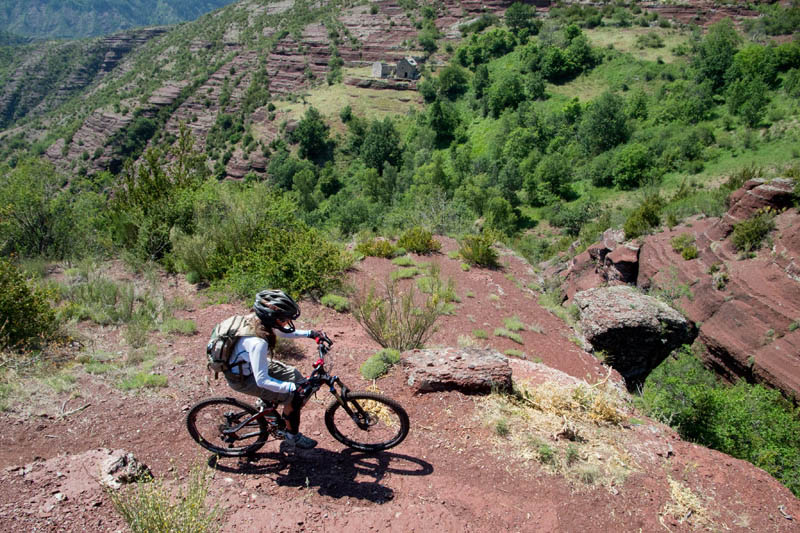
{"left": 402, "top": 347, "right": 513, "bottom": 393}
{"left": 561, "top": 178, "right": 800, "bottom": 401}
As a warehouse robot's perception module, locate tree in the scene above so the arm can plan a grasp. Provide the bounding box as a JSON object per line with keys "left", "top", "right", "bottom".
{"left": 612, "top": 143, "right": 651, "bottom": 190}
{"left": 727, "top": 77, "right": 770, "bottom": 127}
{"left": 428, "top": 99, "right": 460, "bottom": 148}
{"left": 524, "top": 152, "right": 573, "bottom": 205}
{"left": 505, "top": 2, "right": 537, "bottom": 37}
{"left": 578, "top": 91, "right": 629, "bottom": 154}
{"left": 293, "top": 106, "right": 331, "bottom": 164}
{"left": 437, "top": 65, "right": 469, "bottom": 99}
{"left": 472, "top": 64, "right": 490, "bottom": 99}
{"left": 488, "top": 72, "right": 525, "bottom": 117}
{"left": 692, "top": 19, "right": 741, "bottom": 92}
{"left": 360, "top": 118, "right": 402, "bottom": 174}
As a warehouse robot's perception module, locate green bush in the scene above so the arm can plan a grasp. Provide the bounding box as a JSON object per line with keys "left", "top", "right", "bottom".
{"left": 359, "top": 348, "right": 402, "bottom": 380}
{"left": 623, "top": 194, "right": 664, "bottom": 239}
{"left": 670, "top": 233, "right": 695, "bottom": 253}
{"left": 0, "top": 257, "right": 55, "bottom": 349}
{"left": 638, "top": 346, "right": 800, "bottom": 497}
{"left": 355, "top": 238, "right": 397, "bottom": 258}
{"left": 221, "top": 224, "right": 351, "bottom": 299}
{"left": 320, "top": 293, "right": 349, "bottom": 312}
{"left": 458, "top": 233, "right": 499, "bottom": 268}
{"left": 352, "top": 272, "right": 449, "bottom": 351}
{"left": 397, "top": 227, "right": 441, "bottom": 255}
{"left": 732, "top": 208, "right": 777, "bottom": 252}
{"left": 669, "top": 233, "right": 698, "bottom": 260}
{"left": 680, "top": 245, "right": 698, "bottom": 260}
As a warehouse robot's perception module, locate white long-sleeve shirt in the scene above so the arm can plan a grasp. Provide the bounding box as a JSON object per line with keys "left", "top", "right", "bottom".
{"left": 228, "top": 329, "right": 312, "bottom": 395}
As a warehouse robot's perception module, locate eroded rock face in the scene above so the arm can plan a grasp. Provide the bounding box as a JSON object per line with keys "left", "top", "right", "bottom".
{"left": 402, "top": 347, "right": 512, "bottom": 393}
{"left": 574, "top": 286, "right": 697, "bottom": 390}
{"left": 558, "top": 177, "right": 800, "bottom": 401}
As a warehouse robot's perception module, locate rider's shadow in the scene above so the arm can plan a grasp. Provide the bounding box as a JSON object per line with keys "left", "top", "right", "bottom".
{"left": 209, "top": 447, "right": 433, "bottom": 504}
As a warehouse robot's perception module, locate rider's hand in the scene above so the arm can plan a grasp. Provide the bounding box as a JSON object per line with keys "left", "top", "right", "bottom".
{"left": 308, "top": 330, "right": 332, "bottom": 346}
{"left": 295, "top": 379, "right": 313, "bottom": 399}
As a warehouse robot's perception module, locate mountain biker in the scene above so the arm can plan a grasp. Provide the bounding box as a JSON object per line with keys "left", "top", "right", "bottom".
{"left": 224, "top": 289, "right": 331, "bottom": 450}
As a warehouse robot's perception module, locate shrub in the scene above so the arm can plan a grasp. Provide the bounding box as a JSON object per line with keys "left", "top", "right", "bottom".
{"left": 397, "top": 227, "right": 441, "bottom": 254}
{"left": 352, "top": 272, "right": 449, "bottom": 350}
{"left": 321, "top": 293, "right": 349, "bottom": 312}
{"left": 503, "top": 316, "right": 526, "bottom": 331}
{"left": 221, "top": 224, "right": 351, "bottom": 299}
{"left": 638, "top": 346, "right": 800, "bottom": 496}
{"left": 355, "top": 238, "right": 397, "bottom": 258}
{"left": 623, "top": 194, "right": 664, "bottom": 240}
{"left": 670, "top": 233, "right": 695, "bottom": 253}
{"left": 110, "top": 465, "right": 220, "bottom": 533}
{"left": 681, "top": 246, "right": 699, "bottom": 260}
{"left": 732, "top": 208, "right": 777, "bottom": 252}
{"left": 494, "top": 327, "right": 524, "bottom": 344}
{"left": 459, "top": 233, "right": 499, "bottom": 268}
{"left": 670, "top": 233, "right": 698, "bottom": 260}
{"left": 0, "top": 257, "right": 56, "bottom": 349}
{"left": 359, "top": 348, "right": 401, "bottom": 380}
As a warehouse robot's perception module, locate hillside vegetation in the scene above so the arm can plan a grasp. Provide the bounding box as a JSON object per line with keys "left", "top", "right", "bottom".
{"left": 1, "top": 0, "right": 800, "bottom": 501}
{"left": 0, "top": 0, "right": 236, "bottom": 39}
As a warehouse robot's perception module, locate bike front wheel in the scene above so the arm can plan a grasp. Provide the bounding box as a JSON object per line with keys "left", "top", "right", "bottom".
{"left": 186, "top": 397, "right": 268, "bottom": 457}
{"left": 324, "top": 392, "right": 409, "bottom": 452}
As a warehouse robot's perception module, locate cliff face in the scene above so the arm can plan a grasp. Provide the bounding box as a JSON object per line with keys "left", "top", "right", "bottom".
{"left": 561, "top": 178, "right": 800, "bottom": 401}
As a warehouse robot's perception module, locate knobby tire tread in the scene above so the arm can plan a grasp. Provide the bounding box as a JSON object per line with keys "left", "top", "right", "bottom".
{"left": 186, "top": 396, "right": 268, "bottom": 457}
{"left": 324, "top": 392, "right": 409, "bottom": 452}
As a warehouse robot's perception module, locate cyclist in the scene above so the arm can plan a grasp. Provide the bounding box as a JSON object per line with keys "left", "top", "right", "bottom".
{"left": 224, "top": 289, "right": 331, "bottom": 450}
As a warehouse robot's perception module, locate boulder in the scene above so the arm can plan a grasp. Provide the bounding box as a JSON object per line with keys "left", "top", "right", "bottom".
{"left": 574, "top": 286, "right": 697, "bottom": 390}
{"left": 402, "top": 347, "right": 512, "bottom": 393}
{"left": 100, "top": 450, "right": 152, "bottom": 489}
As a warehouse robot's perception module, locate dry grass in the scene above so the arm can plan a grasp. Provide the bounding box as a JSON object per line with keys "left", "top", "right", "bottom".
{"left": 274, "top": 80, "right": 422, "bottom": 135}
{"left": 659, "top": 476, "right": 715, "bottom": 530}
{"left": 479, "top": 377, "right": 636, "bottom": 491}
{"left": 585, "top": 26, "right": 691, "bottom": 63}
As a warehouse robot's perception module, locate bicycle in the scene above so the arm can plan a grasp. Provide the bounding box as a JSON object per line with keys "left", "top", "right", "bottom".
{"left": 186, "top": 340, "right": 410, "bottom": 456}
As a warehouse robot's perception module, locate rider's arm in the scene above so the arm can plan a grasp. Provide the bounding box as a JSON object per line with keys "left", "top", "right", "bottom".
{"left": 276, "top": 329, "right": 314, "bottom": 339}
{"left": 243, "top": 337, "right": 297, "bottom": 394}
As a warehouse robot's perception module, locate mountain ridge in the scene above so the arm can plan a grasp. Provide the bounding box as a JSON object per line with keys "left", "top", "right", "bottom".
{"left": 0, "top": 0, "right": 238, "bottom": 39}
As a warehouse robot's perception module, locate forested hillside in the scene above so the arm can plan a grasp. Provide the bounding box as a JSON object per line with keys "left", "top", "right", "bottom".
{"left": 0, "top": 0, "right": 237, "bottom": 39}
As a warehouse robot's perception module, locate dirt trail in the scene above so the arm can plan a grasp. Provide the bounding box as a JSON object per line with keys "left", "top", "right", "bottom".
{"left": 1, "top": 240, "right": 798, "bottom": 532}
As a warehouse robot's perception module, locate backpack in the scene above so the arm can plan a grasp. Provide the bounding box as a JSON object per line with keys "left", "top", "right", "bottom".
{"left": 206, "top": 314, "right": 256, "bottom": 378}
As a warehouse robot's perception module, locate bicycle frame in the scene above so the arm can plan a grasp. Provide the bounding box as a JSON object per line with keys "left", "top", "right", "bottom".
{"left": 221, "top": 342, "right": 373, "bottom": 437}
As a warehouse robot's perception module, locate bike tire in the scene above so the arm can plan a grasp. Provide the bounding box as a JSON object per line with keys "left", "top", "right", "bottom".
{"left": 186, "top": 397, "right": 268, "bottom": 457}
{"left": 324, "top": 392, "right": 409, "bottom": 452}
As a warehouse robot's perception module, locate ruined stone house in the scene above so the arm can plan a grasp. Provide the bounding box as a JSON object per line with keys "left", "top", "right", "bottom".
{"left": 372, "top": 62, "right": 395, "bottom": 78}
{"left": 396, "top": 57, "right": 420, "bottom": 80}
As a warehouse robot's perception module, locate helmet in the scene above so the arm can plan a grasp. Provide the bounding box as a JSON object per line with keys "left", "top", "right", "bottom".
{"left": 253, "top": 290, "right": 301, "bottom": 333}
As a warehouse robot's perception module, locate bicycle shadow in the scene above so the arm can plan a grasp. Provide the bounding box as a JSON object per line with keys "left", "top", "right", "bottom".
{"left": 209, "top": 446, "right": 433, "bottom": 503}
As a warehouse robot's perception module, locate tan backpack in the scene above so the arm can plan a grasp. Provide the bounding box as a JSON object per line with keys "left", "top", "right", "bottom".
{"left": 206, "top": 314, "right": 256, "bottom": 378}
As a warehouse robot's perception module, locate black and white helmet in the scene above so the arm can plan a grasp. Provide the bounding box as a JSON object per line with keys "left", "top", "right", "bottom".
{"left": 253, "top": 290, "right": 301, "bottom": 333}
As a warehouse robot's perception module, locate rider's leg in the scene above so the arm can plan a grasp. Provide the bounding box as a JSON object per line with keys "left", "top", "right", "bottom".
{"left": 282, "top": 399, "right": 302, "bottom": 433}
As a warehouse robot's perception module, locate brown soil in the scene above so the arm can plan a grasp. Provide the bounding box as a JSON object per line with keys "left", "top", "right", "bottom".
{"left": 1, "top": 238, "right": 798, "bottom": 532}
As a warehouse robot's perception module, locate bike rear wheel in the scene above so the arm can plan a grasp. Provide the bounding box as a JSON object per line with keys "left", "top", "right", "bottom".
{"left": 324, "top": 392, "right": 409, "bottom": 452}
{"left": 186, "top": 397, "right": 268, "bottom": 457}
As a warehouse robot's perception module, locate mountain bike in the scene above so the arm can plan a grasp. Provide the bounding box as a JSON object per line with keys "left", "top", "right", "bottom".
{"left": 186, "top": 340, "right": 410, "bottom": 456}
